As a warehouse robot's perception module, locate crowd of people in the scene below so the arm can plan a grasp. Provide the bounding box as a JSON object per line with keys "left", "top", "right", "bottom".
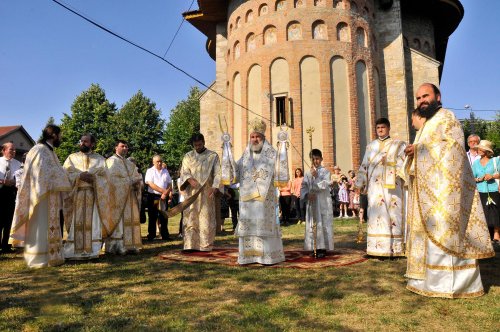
{"left": 0, "top": 83, "right": 498, "bottom": 299}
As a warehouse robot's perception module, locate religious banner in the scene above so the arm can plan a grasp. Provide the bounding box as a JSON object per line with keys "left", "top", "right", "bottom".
{"left": 274, "top": 127, "right": 289, "bottom": 187}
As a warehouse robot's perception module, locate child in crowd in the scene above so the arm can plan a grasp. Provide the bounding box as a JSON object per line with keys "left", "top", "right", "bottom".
{"left": 337, "top": 176, "right": 350, "bottom": 218}
{"left": 348, "top": 170, "right": 358, "bottom": 217}
{"left": 301, "top": 149, "right": 334, "bottom": 258}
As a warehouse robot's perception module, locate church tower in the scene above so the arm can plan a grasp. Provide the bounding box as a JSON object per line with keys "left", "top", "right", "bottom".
{"left": 184, "top": 0, "right": 463, "bottom": 171}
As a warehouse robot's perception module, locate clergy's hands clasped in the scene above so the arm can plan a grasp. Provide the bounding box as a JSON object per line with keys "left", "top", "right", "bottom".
{"left": 308, "top": 193, "right": 316, "bottom": 202}
{"left": 404, "top": 144, "right": 415, "bottom": 157}
{"left": 79, "top": 172, "right": 94, "bottom": 183}
{"left": 188, "top": 178, "right": 200, "bottom": 189}
{"left": 311, "top": 167, "right": 318, "bottom": 178}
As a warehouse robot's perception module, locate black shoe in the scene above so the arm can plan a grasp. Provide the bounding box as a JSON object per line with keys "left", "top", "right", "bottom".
{"left": 317, "top": 250, "right": 326, "bottom": 258}
{"left": 1, "top": 247, "right": 15, "bottom": 254}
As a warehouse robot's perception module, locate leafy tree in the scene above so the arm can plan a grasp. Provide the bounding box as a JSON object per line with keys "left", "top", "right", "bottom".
{"left": 162, "top": 86, "right": 201, "bottom": 174}
{"left": 114, "top": 91, "right": 165, "bottom": 172}
{"left": 461, "top": 113, "right": 500, "bottom": 155}
{"left": 57, "top": 84, "right": 117, "bottom": 162}
{"left": 484, "top": 113, "right": 500, "bottom": 156}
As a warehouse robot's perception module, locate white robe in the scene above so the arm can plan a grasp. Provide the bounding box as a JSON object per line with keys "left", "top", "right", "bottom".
{"left": 11, "top": 143, "right": 71, "bottom": 268}
{"left": 301, "top": 166, "right": 334, "bottom": 251}
{"left": 63, "top": 152, "right": 111, "bottom": 260}
{"left": 236, "top": 141, "right": 285, "bottom": 265}
{"left": 355, "top": 138, "right": 406, "bottom": 257}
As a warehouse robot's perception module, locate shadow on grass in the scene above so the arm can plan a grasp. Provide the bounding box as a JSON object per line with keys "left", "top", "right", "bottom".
{"left": 1, "top": 218, "right": 497, "bottom": 331}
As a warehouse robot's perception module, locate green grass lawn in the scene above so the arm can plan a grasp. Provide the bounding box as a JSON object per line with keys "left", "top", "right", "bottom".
{"left": 0, "top": 217, "right": 498, "bottom": 331}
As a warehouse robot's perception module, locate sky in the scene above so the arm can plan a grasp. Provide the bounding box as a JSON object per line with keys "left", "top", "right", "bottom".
{"left": 0, "top": 0, "right": 498, "bottom": 140}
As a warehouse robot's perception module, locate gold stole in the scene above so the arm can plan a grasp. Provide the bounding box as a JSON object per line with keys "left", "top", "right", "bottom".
{"left": 383, "top": 139, "right": 403, "bottom": 189}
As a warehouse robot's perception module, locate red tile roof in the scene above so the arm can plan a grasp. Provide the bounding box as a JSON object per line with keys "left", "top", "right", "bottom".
{"left": 0, "top": 125, "right": 21, "bottom": 137}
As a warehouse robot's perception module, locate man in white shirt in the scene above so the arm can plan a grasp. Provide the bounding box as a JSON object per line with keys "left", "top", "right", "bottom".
{"left": 0, "top": 142, "right": 22, "bottom": 253}
{"left": 466, "top": 134, "right": 480, "bottom": 166}
{"left": 145, "top": 155, "right": 172, "bottom": 240}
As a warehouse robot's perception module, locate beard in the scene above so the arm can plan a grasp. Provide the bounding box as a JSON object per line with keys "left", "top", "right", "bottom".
{"left": 251, "top": 141, "right": 264, "bottom": 153}
{"left": 53, "top": 138, "right": 61, "bottom": 148}
{"left": 80, "top": 145, "right": 91, "bottom": 153}
{"left": 418, "top": 100, "right": 442, "bottom": 119}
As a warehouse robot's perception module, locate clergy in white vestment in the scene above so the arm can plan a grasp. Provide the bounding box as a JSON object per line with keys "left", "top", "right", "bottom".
{"left": 403, "top": 83, "right": 494, "bottom": 298}
{"left": 235, "top": 119, "right": 285, "bottom": 265}
{"left": 301, "top": 149, "right": 334, "bottom": 258}
{"left": 63, "top": 134, "right": 113, "bottom": 260}
{"left": 104, "top": 140, "right": 143, "bottom": 255}
{"left": 355, "top": 117, "right": 407, "bottom": 257}
{"left": 179, "top": 133, "right": 221, "bottom": 251}
{"left": 11, "top": 125, "right": 72, "bottom": 268}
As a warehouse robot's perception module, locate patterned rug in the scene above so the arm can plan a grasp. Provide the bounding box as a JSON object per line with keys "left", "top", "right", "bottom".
{"left": 158, "top": 247, "right": 367, "bottom": 269}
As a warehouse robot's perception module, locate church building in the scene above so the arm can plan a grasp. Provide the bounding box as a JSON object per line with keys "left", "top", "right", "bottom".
{"left": 184, "top": 0, "right": 463, "bottom": 171}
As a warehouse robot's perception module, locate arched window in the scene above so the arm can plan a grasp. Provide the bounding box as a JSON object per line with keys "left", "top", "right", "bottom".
{"left": 246, "top": 10, "right": 254, "bottom": 22}
{"left": 276, "top": 0, "right": 287, "bottom": 11}
{"left": 312, "top": 21, "right": 328, "bottom": 40}
{"left": 295, "top": 0, "right": 305, "bottom": 8}
{"left": 235, "top": 17, "right": 241, "bottom": 29}
{"left": 246, "top": 33, "right": 256, "bottom": 52}
{"left": 259, "top": 4, "right": 269, "bottom": 16}
{"left": 287, "top": 21, "right": 302, "bottom": 41}
{"left": 356, "top": 27, "right": 366, "bottom": 47}
{"left": 423, "top": 41, "right": 431, "bottom": 53}
{"left": 234, "top": 42, "right": 241, "bottom": 59}
{"left": 413, "top": 38, "right": 421, "bottom": 50}
{"left": 336, "top": 22, "right": 349, "bottom": 42}
{"left": 264, "top": 26, "right": 278, "bottom": 45}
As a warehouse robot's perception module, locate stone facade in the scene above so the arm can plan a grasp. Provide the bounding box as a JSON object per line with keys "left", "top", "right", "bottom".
{"left": 185, "top": 0, "right": 463, "bottom": 172}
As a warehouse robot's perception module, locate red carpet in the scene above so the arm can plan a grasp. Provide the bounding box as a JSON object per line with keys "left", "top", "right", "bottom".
{"left": 159, "top": 247, "right": 367, "bottom": 269}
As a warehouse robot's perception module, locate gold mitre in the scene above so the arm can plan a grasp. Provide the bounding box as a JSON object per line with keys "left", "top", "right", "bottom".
{"left": 249, "top": 118, "right": 266, "bottom": 135}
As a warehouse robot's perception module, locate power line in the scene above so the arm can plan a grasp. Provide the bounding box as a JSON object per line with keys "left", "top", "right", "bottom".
{"left": 162, "top": 0, "right": 195, "bottom": 58}
{"left": 50, "top": 0, "right": 309, "bottom": 164}
{"left": 446, "top": 107, "right": 499, "bottom": 112}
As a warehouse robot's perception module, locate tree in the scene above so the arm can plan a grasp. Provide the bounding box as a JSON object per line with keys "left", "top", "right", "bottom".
{"left": 162, "top": 86, "right": 201, "bottom": 174}
{"left": 114, "top": 91, "right": 165, "bottom": 172}
{"left": 485, "top": 112, "right": 500, "bottom": 156}
{"left": 57, "top": 84, "right": 117, "bottom": 162}
{"left": 461, "top": 114, "right": 500, "bottom": 155}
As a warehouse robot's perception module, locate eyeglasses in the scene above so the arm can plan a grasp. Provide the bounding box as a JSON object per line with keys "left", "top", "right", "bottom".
{"left": 155, "top": 160, "right": 163, "bottom": 163}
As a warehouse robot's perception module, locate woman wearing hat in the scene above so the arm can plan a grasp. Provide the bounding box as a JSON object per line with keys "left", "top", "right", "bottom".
{"left": 472, "top": 140, "right": 500, "bottom": 245}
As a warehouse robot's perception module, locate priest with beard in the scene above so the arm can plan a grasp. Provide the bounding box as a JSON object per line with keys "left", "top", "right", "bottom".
{"left": 11, "top": 125, "right": 72, "bottom": 267}
{"left": 235, "top": 118, "right": 285, "bottom": 265}
{"left": 63, "top": 133, "right": 113, "bottom": 260}
{"left": 403, "top": 83, "right": 494, "bottom": 298}
{"left": 179, "top": 133, "right": 221, "bottom": 251}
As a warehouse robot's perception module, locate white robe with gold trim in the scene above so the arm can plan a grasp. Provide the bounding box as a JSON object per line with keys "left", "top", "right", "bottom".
{"left": 355, "top": 138, "right": 407, "bottom": 257}
{"left": 104, "top": 154, "right": 143, "bottom": 254}
{"left": 63, "top": 152, "right": 112, "bottom": 260}
{"left": 180, "top": 149, "right": 221, "bottom": 251}
{"left": 404, "top": 108, "right": 494, "bottom": 298}
{"left": 301, "top": 166, "right": 334, "bottom": 251}
{"left": 236, "top": 141, "right": 285, "bottom": 265}
{"left": 11, "top": 143, "right": 72, "bottom": 268}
